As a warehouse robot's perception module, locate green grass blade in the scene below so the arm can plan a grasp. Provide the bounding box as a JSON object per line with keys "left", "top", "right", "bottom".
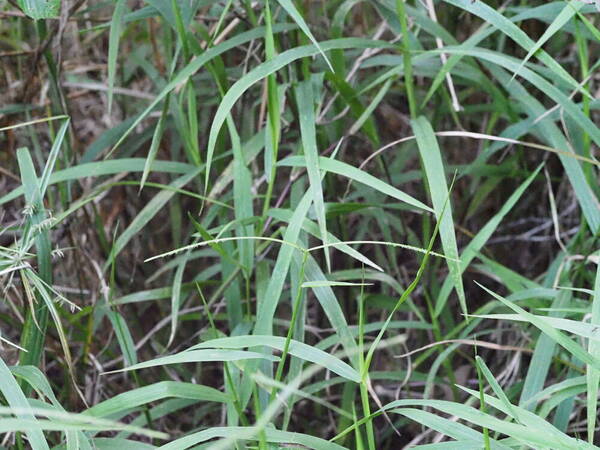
{"left": 386, "top": 398, "right": 593, "bottom": 449}
{"left": 254, "top": 191, "right": 312, "bottom": 336}
{"left": 393, "top": 407, "right": 511, "bottom": 449}
{"left": 85, "top": 381, "right": 229, "bottom": 418}
{"left": 363, "top": 187, "right": 446, "bottom": 376}
{"left": 296, "top": 80, "right": 330, "bottom": 272}
{"left": 455, "top": 54, "right": 600, "bottom": 233}
{"left": 108, "top": 0, "right": 127, "bottom": 115}
{"left": 461, "top": 386, "right": 592, "bottom": 446}
{"left": 25, "top": 271, "right": 76, "bottom": 379}
{"left": 275, "top": 0, "right": 334, "bottom": 72}
{"left": 103, "top": 350, "right": 279, "bottom": 375}
{"left": 204, "top": 38, "right": 393, "bottom": 191}
{"left": 261, "top": 0, "right": 282, "bottom": 224}
{"left": 0, "top": 407, "right": 166, "bottom": 438}
{"left": 475, "top": 356, "right": 519, "bottom": 422}
{"left": 412, "top": 116, "right": 465, "bottom": 315}
{"left": 587, "top": 262, "right": 600, "bottom": 442}
{"left": 17, "top": 146, "right": 42, "bottom": 207}
{"left": 9, "top": 366, "right": 61, "bottom": 409}
{"left": 194, "top": 335, "right": 360, "bottom": 382}
{"left": 160, "top": 427, "right": 346, "bottom": 450}
{"left": 16, "top": 0, "right": 59, "bottom": 19}
{"left": 268, "top": 208, "right": 383, "bottom": 271}
{"left": 476, "top": 282, "right": 600, "bottom": 371}
{"left": 17, "top": 148, "right": 52, "bottom": 370}
{"left": 517, "top": 287, "right": 571, "bottom": 409}
{"left": 106, "top": 310, "right": 138, "bottom": 367}
{"left": 104, "top": 168, "right": 201, "bottom": 269}
{"left": 0, "top": 159, "right": 198, "bottom": 206}
{"left": 279, "top": 155, "right": 432, "bottom": 212}
{"left": 158, "top": 426, "right": 347, "bottom": 450}
{"left": 84, "top": 438, "right": 153, "bottom": 450}
{"left": 170, "top": 0, "right": 190, "bottom": 59}
{"left": 440, "top": 47, "right": 600, "bottom": 152}
{"left": 443, "top": 0, "right": 590, "bottom": 98}
{"left": 167, "top": 247, "right": 189, "bottom": 348}
{"left": 227, "top": 118, "right": 254, "bottom": 275}
{"left": 471, "top": 313, "right": 600, "bottom": 341}
{"left": 301, "top": 253, "right": 360, "bottom": 367}
{"left": 434, "top": 163, "right": 542, "bottom": 316}
{"left": 109, "top": 24, "right": 297, "bottom": 155}
{"left": 38, "top": 118, "right": 69, "bottom": 198}
{"left": 0, "top": 357, "right": 49, "bottom": 450}
{"left": 140, "top": 99, "right": 170, "bottom": 191}
{"left": 511, "top": 0, "right": 585, "bottom": 83}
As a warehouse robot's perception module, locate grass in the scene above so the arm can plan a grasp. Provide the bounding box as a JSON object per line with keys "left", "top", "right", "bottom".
{"left": 0, "top": 0, "right": 599, "bottom": 448}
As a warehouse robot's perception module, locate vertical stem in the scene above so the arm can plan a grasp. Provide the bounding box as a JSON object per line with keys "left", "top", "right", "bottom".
{"left": 252, "top": 383, "right": 268, "bottom": 450}
{"left": 171, "top": 0, "right": 190, "bottom": 61}
{"left": 424, "top": 289, "right": 459, "bottom": 400}
{"left": 270, "top": 252, "right": 308, "bottom": 401}
{"left": 358, "top": 270, "right": 376, "bottom": 450}
{"left": 260, "top": 0, "right": 281, "bottom": 232}
{"left": 198, "top": 284, "right": 250, "bottom": 426}
{"left": 18, "top": 149, "right": 52, "bottom": 382}
{"left": 359, "top": 382, "right": 376, "bottom": 450}
{"left": 574, "top": 17, "right": 592, "bottom": 183}
{"left": 475, "top": 353, "right": 491, "bottom": 450}
{"left": 396, "top": 0, "right": 418, "bottom": 119}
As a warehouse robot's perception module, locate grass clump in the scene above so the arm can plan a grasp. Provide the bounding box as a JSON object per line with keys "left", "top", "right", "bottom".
{"left": 0, "top": 0, "right": 599, "bottom": 448}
